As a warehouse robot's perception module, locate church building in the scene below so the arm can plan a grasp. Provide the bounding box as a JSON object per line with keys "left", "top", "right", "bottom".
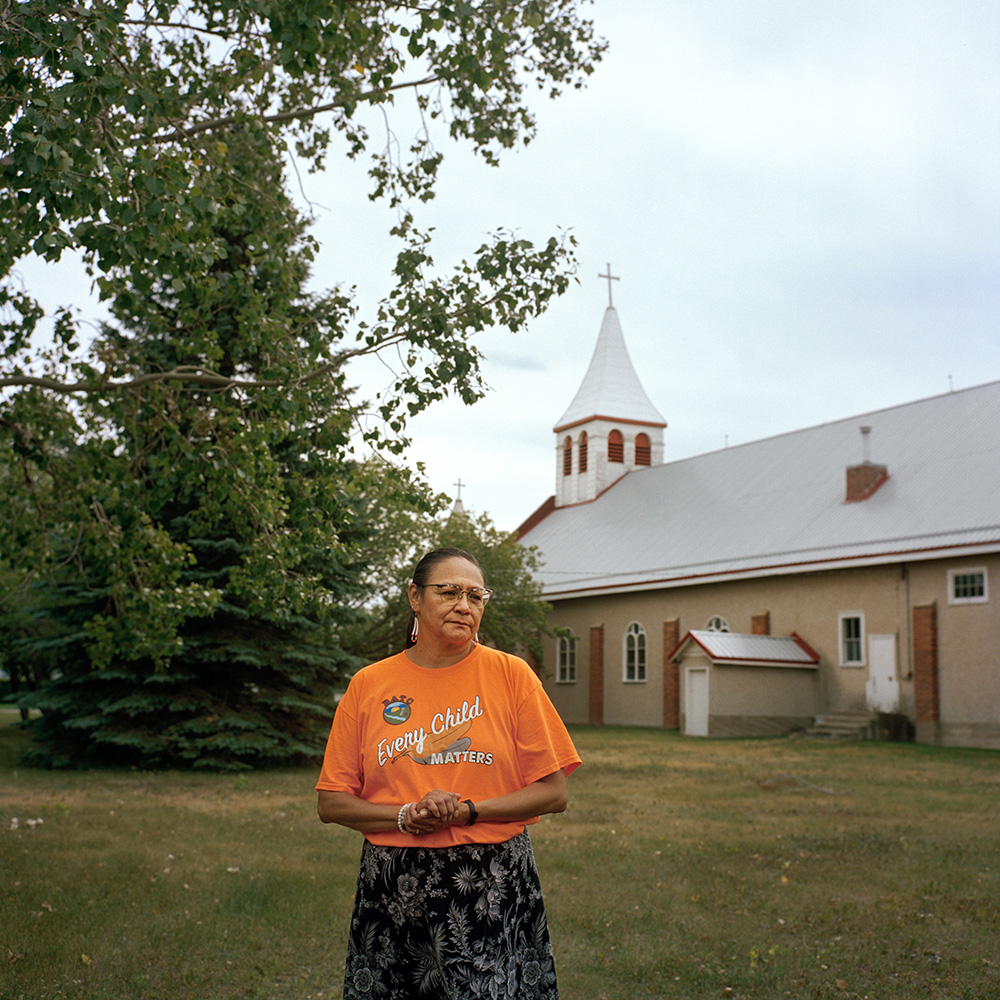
{"left": 516, "top": 295, "right": 1000, "bottom": 750}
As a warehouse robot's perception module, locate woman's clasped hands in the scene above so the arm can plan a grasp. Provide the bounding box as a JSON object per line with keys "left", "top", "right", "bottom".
{"left": 403, "top": 788, "right": 467, "bottom": 834}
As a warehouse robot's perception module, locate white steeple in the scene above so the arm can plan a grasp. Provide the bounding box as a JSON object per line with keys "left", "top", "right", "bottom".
{"left": 553, "top": 297, "right": 666, "bottom": 507}
{"left": 555, "top": 306, "right": 666, "bottom": 431}
{"left": 449, "top": 478, "right": 467, "bottom": 518}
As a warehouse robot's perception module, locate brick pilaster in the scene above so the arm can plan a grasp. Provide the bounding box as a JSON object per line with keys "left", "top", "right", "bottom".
{"left": 589, "top": 625, "right": 604, "bottom": 725}
{"left": 913, "top": 602, "right": 939, "bottom": 722}
{"left": 751, "top": 611, "right": 771, "bottom": 636}
{"left": 662, "top": 619, "right": 680, "bottom": 728}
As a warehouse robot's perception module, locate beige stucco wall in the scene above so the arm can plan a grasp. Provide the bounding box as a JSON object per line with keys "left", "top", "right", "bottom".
{"left": 547, "top": 606, "right": 591, "bottom": 723}
{"left": 909, "top": 554, "right": 1000, "bottom": 747}
{"left": 538, "top": 553, "right": 1000, "bottom": 748}
{"left": 708, "top": 663, "right": 819, "bottom": 717}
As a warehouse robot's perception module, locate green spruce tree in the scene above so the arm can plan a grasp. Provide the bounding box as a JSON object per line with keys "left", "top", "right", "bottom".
{"left": 15, "top": 132, "right": 375, "bottom": 769}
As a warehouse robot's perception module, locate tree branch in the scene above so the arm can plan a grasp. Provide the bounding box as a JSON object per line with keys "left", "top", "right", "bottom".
{"left": 121, "top": 18, "right": 246, "bottom": 42}
{"left": 0, "top": 363, "right": 337, "bottom": 395}
{"left": 0, "top": 334, "right": 406, "bottom": 394}
{"left": 154, "top": 75, "right": 441, "bottom": 142}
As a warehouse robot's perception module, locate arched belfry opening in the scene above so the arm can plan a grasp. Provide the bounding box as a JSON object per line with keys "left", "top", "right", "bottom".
{"left": 553, "top": 267, "right": 667, "bottom": 507}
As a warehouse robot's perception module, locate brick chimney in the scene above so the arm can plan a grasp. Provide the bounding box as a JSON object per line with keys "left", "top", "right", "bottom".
{"left": 845, "top": 426, "right": 889, "bottom": 502}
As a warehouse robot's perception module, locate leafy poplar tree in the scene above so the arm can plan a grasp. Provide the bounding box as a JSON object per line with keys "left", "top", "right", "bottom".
{"left": 0, "top": 2, "right": 604, "bottom": 766}
{"left": 1, "top": 1, "right": 604, "bottom": 400}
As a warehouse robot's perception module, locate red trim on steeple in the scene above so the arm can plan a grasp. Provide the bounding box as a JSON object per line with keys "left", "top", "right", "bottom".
{"left": 554, "top": 414, "right": 668, "bottom": 434}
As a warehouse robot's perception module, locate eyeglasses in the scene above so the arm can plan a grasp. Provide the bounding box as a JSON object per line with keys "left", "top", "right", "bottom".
{"left": 418, "top": 583, "right": 493, "bottom": 608}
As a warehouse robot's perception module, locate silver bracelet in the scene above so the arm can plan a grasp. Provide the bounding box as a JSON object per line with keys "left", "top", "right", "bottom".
{"left": 397, "top": 802, "right": 412, "bottom": 833}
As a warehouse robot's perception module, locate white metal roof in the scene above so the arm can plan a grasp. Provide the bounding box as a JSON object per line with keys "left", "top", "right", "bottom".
{"left": 553, "top": 306, "right": 667, "bottom": 431}
{"left": 521, "top": 380, "right": 1000, "bottom": 599}
{"left": 673, "top": 631, "right": 821, "bottom": 667}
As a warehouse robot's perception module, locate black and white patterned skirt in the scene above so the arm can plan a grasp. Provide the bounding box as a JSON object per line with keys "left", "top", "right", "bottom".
{"left": 342, "top": 831, "right": 559, "bottom": 1000}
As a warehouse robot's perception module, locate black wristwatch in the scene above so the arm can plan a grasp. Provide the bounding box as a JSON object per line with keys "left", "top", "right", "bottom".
{"left": 463, "top": 799, "right": 478, "bottom": 826}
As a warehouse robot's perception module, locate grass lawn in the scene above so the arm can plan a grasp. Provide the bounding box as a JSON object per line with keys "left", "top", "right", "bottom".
{"left": 1, "top": 713, "right": 998, "bottom": 999}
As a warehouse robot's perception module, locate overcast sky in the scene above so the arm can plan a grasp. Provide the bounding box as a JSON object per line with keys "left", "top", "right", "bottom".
{"left": 16, "top": 1, "right": 1000, "bottom": 533}
{"left": 313, "top": 0, "right": 1000, "bottom": 531}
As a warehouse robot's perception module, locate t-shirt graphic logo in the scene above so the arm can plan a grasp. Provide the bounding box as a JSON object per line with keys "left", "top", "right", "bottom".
{"left": 405, "top": 719, "right": 473, "bottom": 765}
{"left": 377, "top": 696, "right": 490, "bottom": 767}
{"left": 382, "top": 695, "right": 413, "bottom": 726}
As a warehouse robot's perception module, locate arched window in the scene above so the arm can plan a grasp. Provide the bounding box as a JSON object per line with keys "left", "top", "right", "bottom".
{"left": 562, "top": 436, "right": 573, "bottom": 476}
{"left": 704, "top": 615, "right": 730, "bottom": 632}
{"left": 623, "top": 622, "right": 646, "bottom": 682}
{"left": 608, "top": 429, "right": 624, "bottom": 464}
{"left": 557, "top": 635, "right": 577, "bottom": 683}
{"left": 578, "top": 431, "right": 588, "bottom": 473}
{"left": 635, "top": 432, "right": 651, "bottom": 466}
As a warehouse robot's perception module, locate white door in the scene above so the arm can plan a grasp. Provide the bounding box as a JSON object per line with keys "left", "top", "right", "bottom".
{"left": 684, "top": 667, "right": 709, "bottom": 736}
{"left": 866, "top": 634, "right": 899, "bottom": 713}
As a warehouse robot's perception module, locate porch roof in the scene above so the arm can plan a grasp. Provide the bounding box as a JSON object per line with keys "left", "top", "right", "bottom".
{"left": 669, "top": 630, "right": 821, "bottom": 668}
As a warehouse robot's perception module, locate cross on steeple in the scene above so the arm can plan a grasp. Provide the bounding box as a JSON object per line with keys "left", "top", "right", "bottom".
{"left": 598, "top": 263, "right": 620, "bottom": 307}
{"left": 454, "top": 478, "right": 465, "bottom": 500}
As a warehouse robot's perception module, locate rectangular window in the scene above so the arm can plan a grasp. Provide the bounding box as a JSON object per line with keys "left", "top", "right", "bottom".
{"left": 839, "top": 613, "right": 864, "bottom": 666}
{"left": 948, "top": 567, "right": 988, "bottom": 605}
{"left": 557, "top": 636, "right": 577, "bottom": 683}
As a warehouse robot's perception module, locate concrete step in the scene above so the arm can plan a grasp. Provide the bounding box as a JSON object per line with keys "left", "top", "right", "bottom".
{"left": 806, "top": 712, "right": 880, "bottom": 740}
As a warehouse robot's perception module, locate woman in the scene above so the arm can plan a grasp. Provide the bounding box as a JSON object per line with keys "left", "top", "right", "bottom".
{"left": 317, "top": 547, "right": 580, "bottom": 1000}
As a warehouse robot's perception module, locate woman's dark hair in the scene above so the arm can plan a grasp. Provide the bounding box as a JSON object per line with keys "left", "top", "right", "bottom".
{"left": 406, "top": 548, "right": 484, "bottom": 648}
{"left": 412, "top": 547, "right": 482, "bottom": 587}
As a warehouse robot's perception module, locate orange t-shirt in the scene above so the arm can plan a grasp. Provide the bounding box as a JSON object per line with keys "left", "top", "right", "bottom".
{"left": 316, "top": 644, "right": 581, "bottom": 847}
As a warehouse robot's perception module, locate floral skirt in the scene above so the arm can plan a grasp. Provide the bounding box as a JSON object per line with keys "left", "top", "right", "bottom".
{"left": 343, "top": 831, "right": 559, "bottom": 1000}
